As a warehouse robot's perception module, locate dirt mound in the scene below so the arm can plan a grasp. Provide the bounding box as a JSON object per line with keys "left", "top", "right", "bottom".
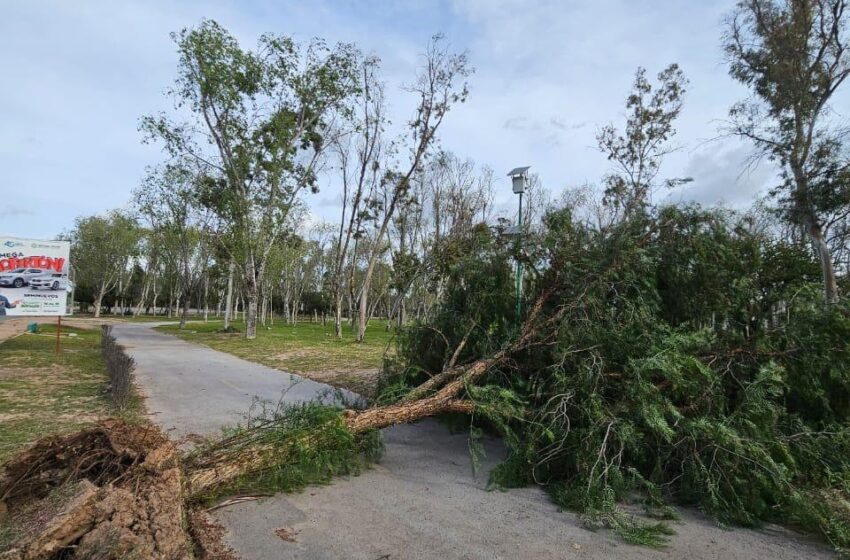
{"left": 0, "top": 419, "right": 192, "bottom": 560}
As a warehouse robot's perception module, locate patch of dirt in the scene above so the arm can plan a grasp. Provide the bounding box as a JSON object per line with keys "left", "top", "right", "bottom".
{"left": 274, "top": 526, "right": 299, "bottom": 542}
{"left": 0, "top": 413, "right": 97, "bottom": 424}
{"left": 178, "top": 433, "right": 211, "bottom": 447}
{"left": 273, "top": 349, "right": 319, "bottom": 361}
{"left": 60, "top": 319, "right": 117, "bottom": 330}
{"left": 301, "top": 368, "right": 381, "bottom": 398}
{"left": 0, "top": 320, "right": 29, "bottom": 344}
{"left": 189, "top": 510, "right": 241, "bottom": 560}
{"left": 0, "top": 367, "right": 66, "bottom": 381}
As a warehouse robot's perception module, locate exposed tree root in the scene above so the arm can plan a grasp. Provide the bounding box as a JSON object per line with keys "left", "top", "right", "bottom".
{"left": 0, "top": 420, "right": 191, "bottom": 560}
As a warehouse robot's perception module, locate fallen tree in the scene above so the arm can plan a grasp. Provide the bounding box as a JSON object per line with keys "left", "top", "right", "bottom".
{"left": 186, "top": 290, "right": 552, "bottom": 500}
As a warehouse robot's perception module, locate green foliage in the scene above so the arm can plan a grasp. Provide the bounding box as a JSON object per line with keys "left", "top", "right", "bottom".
{"left": 190, "top": 401, "right": 382, "bottom": 503}
{"left": 377, "top": 223, "right": 515, "bottom": 395}
{"left": 68, "top": 211, "right": 142, "bottom": 308}
{"left": 550, "top": 484, "right": 676, "bottom": 547}
{"left": 380, "top": 201, "right": 850, "bottom": 552}
{"left": 142, "top": 19, "right": 362, "bottom": 338}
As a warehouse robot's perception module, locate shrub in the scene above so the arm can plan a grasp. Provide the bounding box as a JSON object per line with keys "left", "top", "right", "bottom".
{"left": 101, "top": 325, "right": 135, "bottom": 411}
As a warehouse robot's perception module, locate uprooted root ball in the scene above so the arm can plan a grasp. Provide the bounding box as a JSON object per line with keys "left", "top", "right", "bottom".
{"left": 0, "top": 419, "right": 192, "bottom": 560}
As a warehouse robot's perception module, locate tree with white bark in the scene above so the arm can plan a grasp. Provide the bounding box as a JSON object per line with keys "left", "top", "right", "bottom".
{"left": 69, "top": 211, "right": 141, "bottom": 318}
{"left": 141, "top": 20, "right": 360, "bottom": 339}
{"left": 134, "top": 162, "right": 214, "bottom": 329}
{"left": 353, "top": 35, "right": 471, "bottom": 342}
{"left": 725, "top": 0, "right": 850, "bottom": 302}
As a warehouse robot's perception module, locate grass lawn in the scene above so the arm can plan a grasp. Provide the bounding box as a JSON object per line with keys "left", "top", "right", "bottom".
{"left": 68, "top": 313, "right": 178, "bottom": 322}
{"left": 0, "top": 324, "right": 139, "bottom": 465}
{"left": 157, "top": 319, "right": 395, "bottom": 396}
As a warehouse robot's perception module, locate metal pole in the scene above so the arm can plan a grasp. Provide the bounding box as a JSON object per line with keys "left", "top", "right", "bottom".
{"left": 55, "top": 316, "right": 62, "bottom": 354}
{"left": 516, "top": 191, "right": 523, "bottom": 319}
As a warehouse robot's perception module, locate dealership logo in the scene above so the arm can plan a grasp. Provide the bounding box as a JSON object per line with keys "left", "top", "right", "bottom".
{"left": 3, "top": 241, "right": 23, "bottom": 248}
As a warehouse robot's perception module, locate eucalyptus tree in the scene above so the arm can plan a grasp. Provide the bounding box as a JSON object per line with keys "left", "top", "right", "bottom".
{"left": 330, "top": 56, "right": 386, "bottom": 338}
{"left": 426, "top": 151, "right": 493, "bottom": 244}
{"left": 394, "top": 152, "right": 494, "bottom": 326}
{"left": 354, "top": 35, "right": 471, "bottom": 342}
{"left": 142, "top": 20, "right": 360, "bottom": 338}
{"left": 135, "top": 162, "right": 213, "bottom": 329}
{"left": 69, "top": 211, "right": 141, "bottom": 318}
{"left": 725, "top": 0, "right": 850, "bottom": 302}
{"left": 597, "top": 64, "right": 689, "bottom": 222}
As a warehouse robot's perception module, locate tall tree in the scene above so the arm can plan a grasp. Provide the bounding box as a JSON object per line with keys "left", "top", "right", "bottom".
{"left": 354, "top": 35, "right": 471, "bottom": 342}
{"left": 69, "top": 211, "right": 141, "bottom": 318}
{"left": 725, "top": 0, "right": 850, "bottom": 302}
{"left": 142, "top": 20, "right": 360, "bottom": 338}
{"left": 330, "top": 57, "right": 386, "bottom": 339}
{"left": 597, "top": 64, "right": 689, "bottom": 221}
{"left": 135, "top": 162, "right": 213, "bottom": 329}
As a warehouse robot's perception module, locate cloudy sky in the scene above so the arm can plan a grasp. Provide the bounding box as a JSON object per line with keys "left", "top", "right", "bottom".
{"left": 1, "top": 0, "right": 780, "bottom": 239}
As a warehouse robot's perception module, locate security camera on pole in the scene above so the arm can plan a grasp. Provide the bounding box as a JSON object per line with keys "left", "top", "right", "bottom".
{"left": 507, "top": 166, "right": 529, "bottom": 319}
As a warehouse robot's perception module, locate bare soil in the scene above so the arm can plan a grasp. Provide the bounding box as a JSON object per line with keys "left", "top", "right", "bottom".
{"left": 0, "top": 367, "right": 60, "bottom": 380}
{"left": 0, "top": 319, "right": 28, "bottom": 344}
{"left": 300, "top": 367, "right": 381, "bottom": 397}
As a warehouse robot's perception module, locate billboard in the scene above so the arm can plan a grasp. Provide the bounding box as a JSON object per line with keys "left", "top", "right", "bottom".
{"left": 0, "top": 236, "right": 72, "bottom": 316}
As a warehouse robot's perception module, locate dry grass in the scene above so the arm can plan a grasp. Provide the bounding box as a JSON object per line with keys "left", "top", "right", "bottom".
{"left": 0, "top": 324, "right": 140, "bottom": 465}
{"left": 157, "top": 319, "right": 393, "bottom": 396}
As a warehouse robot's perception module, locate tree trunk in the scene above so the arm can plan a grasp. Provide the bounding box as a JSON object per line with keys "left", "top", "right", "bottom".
{"left": 203, "top": 276, "right": 209, "bottom": 323}
{"left": 179, "top": 296, "right": 189, "bottom": 330}
{"left": 151, "top": 282, "right": 159, "bottom": 317}
{"left": 346, "top": 291, "right": 549, "bottom": 432}
{"left": 93, "top": 287, "right": 105, "bottom": 318}
{"left": 224, "top": 262, "right": 234, "bottom": 330}
{"left": 793, "top": 166, "right": 839, "bottom": 303}
{"left": 246, "top": 297, "right": 258, "bottom": 338}
{"left": 356, "top": 269, "right": 373, "bottom": 342}
{"left": 807, "top": 218, "right": 839, "bottom": 303}
{"left": 244, "top": 263, "right": 259, "bottom": 340}
{"left": 134, "top": 276, "right": 149, "bottom": 318}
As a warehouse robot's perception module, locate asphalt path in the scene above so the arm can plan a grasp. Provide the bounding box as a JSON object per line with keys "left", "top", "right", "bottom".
{"left": 113, "top": 322, "right": 836, "bottom": 560}
{"left": 112, "top": 322, "right": 359, "bottom": 439}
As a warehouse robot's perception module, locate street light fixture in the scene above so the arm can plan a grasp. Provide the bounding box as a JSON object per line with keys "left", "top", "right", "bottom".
{"left": 507, "top": 166, "right": 530, "bottom": 319}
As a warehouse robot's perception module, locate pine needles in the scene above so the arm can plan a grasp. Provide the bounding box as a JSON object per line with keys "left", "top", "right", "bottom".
{"left": 185, "top": 400, "right": 383, "bottom": 504}
{"left": 379, "top": 204, "right": 850, "bottom": 553}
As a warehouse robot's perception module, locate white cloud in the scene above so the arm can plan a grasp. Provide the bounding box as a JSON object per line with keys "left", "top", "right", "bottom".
{"left": 0, "top": 0, "right": 780, "bottom": 237}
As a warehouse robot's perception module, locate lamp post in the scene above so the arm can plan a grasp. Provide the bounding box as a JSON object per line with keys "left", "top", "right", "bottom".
{"left": 507, "top": 166, "right": 530, "bottom": 319}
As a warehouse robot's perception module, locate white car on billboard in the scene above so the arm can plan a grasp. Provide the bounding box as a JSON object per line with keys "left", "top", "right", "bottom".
{"left": 0, "top": 268, "right": 47, "bottom": 288}
{"left": 29, "top": 272, "right": 70, "bottom": 291}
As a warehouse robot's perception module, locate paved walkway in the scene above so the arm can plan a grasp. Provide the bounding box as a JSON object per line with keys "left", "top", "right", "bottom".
{"left": 112, "top": 322, "right": 359, "bottom": 439}
{"left": 113, "top": 323, "right": 836, "bottom": 560}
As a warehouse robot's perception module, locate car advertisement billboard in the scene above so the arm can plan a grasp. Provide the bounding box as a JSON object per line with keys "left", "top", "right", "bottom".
{"left": 0, "top": 236, "right": 72, "bottom": 316}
